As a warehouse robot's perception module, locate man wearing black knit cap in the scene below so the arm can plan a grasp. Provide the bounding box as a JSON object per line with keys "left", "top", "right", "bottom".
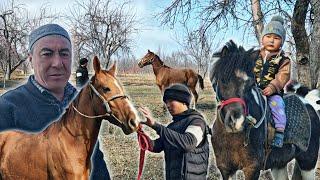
{"left": 76, "top": 58, "right": 89, "bottom": 88}
{"left": 139, "top": 83, "right": 210, "bottom": 180}
{"left": 0, "top": 24, "right": 110, "bottom": 179}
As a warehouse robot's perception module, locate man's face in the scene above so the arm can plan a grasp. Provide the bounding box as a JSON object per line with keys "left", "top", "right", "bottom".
{"left": 262, "top": 34, "right": 282, "bottom": 52}
{"left": 29, "top": 35, "right": 72, "bottom": 93}
{"left": 165, "top": 99, "right": 187, "bottom": 115}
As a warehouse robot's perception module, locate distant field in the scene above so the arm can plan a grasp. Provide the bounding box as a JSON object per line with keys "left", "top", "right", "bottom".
{"left": 1, "top": 73, "right": 319, "bottom": 179}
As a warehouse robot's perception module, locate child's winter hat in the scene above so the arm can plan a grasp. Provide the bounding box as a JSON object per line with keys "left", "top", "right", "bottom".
{"left": 262, "top": 16, "right": 286, "bottom": 45}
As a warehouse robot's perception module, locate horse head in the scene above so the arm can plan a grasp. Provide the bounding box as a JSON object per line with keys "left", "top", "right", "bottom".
{"left": 138, "top": 50, "right": 156, "bottom": 68}
{"left": 210, "top": 40, "right": 260, "bottom": 133}
{"left": 89, "top": 56, "right": 140, "bottom": 134}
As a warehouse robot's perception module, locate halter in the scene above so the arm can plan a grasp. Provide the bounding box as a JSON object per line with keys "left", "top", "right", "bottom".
{"left": 218, "top": 98, "right": 248, "bottom": 115}
{"left": 73, "top": 83, "right": 128, "bottom": 124}
{"left": 214, "top": 82, "right": 248, "bottom": 115}
{"left": 143, "top": 54, "right": 164, "bottom": 66}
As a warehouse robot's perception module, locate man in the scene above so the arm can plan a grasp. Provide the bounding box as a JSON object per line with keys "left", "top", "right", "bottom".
{"left": 76, "top": 57, "right": 89, "bottom": 88}
{"left": 139, "top": 83, "right": 210, "bottom": 180}
{"left": 0, "top": 24, "right": 110, "bottom": 179}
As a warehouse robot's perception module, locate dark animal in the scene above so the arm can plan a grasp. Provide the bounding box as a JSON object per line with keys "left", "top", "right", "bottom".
{"left": 210, "top": 40, "right": 320, "bottom": 180}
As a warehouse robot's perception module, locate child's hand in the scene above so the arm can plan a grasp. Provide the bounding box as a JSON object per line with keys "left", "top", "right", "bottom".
{"left": 262, "top": 87, "right": 273, "bottom": 96}
{"left": 139, "top": 106, "right": 156, "bottom": 127}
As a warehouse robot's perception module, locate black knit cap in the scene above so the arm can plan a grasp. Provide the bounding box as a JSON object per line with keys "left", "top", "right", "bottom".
{"left": 79, "top": 58, "right": 88, "bottom": 65}
{"left": 163, "top": 83, "right": 192, "bottom": 106}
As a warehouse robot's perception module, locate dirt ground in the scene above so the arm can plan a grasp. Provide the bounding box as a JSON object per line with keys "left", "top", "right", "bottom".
{"left": 1, "top": 73, "right": 320, "bottom": 179}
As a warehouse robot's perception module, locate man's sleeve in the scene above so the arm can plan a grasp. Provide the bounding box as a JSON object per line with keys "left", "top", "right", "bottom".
{"left": 151, "top": 118, "right": 205, "bottom": 152}
{"left": 0, "top": 98, "right": 16, "bottom": 131}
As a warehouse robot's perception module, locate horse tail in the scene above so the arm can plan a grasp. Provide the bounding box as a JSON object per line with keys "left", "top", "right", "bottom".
{"left": 197, "top": 74, "right": 204, "bottom": 90}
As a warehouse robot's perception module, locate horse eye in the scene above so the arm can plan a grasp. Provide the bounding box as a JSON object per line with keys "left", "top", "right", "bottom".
{"left": 102, "top": 87, "right": 110, "bottom": 92}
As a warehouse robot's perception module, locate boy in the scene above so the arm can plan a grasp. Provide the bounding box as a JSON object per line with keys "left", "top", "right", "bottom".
{"left": 139, "top": 83, "right": 210, "bottom": 180}
{"left": 253, "top": 16, "right": 291, "bottom": 148}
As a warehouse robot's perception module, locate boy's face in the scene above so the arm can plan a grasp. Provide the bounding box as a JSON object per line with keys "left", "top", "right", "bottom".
{"left": 165, "top": 99, "right": 188, "bottom": 115}
{"left": 262, "top": 34, "right": 282, "bottom": 52}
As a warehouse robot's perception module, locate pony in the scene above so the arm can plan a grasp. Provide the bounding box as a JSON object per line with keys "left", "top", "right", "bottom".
{"left": 138, "top": 50, "right": 204, "bottom": 105}
{"left": 0, "top": 56, "right": 140, "bottom": 179}
{"left": 209, "top": 40, "right": 320, "bottom": 180}
{"left": 285, "top": 80, "right": 320, "bottom": 115}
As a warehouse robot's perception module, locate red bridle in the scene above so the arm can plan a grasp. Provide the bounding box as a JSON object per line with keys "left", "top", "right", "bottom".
{"left": 218, "top": 97, "right": 248, "bottom": 115}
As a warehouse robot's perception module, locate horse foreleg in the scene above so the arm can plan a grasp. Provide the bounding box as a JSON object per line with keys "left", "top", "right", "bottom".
{"left": 242, "top": 167, "right": 260, "bottom": 180}
{"left": 219, "top": 167, "right": 235, "bottom": 180}
{"left": 292, "top": 161, "right": 315, "bottom": 180}
{"left": 190, "top": 88, "right": 198, "bottom": 108}
{"left": 292, "top": 162, "right": 303, "bottom": 180}
{"left": 271, "top": 167, "right": 289, "bottom": 180}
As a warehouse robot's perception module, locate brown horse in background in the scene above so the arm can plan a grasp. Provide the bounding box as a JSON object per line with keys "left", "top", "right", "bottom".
{"left": 138, "top": 50, "right": 204, "bottom": 105}
{"left": 0, "top": 57, "right": 140, "bottom": 179}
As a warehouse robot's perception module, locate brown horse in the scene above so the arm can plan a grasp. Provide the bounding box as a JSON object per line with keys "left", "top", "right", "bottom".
{"left": 0, "top": 56, "right": 140, "bottom": 179}
{"left": 138, "top": 50, "right": 204, "bottom": 105}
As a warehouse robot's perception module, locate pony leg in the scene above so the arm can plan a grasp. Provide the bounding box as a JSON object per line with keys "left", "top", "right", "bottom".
{"left": 242, "top": 167, "right": 260, "bottom": 180}
{"left": 292, "top": 161, "right": 315, "bottom": 180}
{"left": 219, "top": 168, "right": 235, "bottom": 180}
{"left": 271, "top": 167, "right": 289, "bottom": 180}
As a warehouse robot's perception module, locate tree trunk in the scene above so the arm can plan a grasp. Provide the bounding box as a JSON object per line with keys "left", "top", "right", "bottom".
{"left": 251, "top": 0, "right": 264, "bottom": 44}
{"left": 310, "top": 0, "right": 320, "bottom": 88}
{"left": 291, "top": 0, "right": 311, "bottom": 87}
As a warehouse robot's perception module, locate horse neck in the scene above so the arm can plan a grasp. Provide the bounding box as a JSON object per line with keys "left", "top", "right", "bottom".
{"left": 151, "top": 55, "right": 165, "bottom": 76}
{"left": 59, "top": 87, "right": 102, "bottom": 151}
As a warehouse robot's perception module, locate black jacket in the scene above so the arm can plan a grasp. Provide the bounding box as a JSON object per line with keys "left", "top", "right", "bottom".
{"left": 151, "top": 109, "right": 210, "bottom": 180}
{"left": 76, "top": 65, "right": 89, "bottom": 87}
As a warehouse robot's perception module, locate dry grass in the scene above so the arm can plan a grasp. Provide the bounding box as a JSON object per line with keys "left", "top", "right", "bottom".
{"left": 1, "top": 73, "right": 320, "bottom": 179}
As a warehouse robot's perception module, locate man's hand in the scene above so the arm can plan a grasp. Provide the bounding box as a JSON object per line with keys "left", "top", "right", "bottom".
{"left": 262, "top": 87, "right": 273, "bottom": 96}
{"left": 139, "top": 106, "right": 156, "bottom": 127}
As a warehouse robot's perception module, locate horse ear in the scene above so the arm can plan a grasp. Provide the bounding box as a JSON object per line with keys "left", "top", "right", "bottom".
{"left": 213, "top": 46, "right": 229, "bottom": 58}
{"left": 108, "top": 62, "right": 117, "bottom": 77}
{"left": 93, "top": 56, "right": 101, "bottom": 73}
{"left": 148, "top": 49, "right": 151, "bottom": 53}
{"left": 220, "top": 46, "right": 229, "bottom": 57}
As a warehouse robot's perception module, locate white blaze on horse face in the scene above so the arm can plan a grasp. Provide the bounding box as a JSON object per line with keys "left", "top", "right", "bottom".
{"left": 235, "top": 115, "right": 245, "bottom": 131}
{"left": 235, "top": 70, "right": 249, "bottom": 81}
{"left": 113, "top": 77, "right": 140, "bottom": 124}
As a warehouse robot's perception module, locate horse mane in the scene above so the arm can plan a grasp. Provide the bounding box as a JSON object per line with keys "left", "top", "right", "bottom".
{"left": 211, "top": 40, "right": 257, "bottom": 83}
{"left": 152, "top": 53, "right": 170, "bottom": 68}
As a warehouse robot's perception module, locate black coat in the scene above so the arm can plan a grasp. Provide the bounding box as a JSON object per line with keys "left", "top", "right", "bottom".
{"left": 76, "top": 66, "right": 89, "bottom": 87}
{"left": 151, "top": 109, "right": 210, "bottom": 180}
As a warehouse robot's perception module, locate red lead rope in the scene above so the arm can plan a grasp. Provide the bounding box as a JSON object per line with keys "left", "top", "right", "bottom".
{"left": 137, "top": 124, "right": 151, "bottom": 180}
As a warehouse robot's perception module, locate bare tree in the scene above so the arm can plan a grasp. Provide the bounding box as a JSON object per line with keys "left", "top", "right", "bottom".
{"left": 0, "top": 1, "right": 28, "bottom": 81}
{"left": 177, "top": 28, "right": 214, "bottom": 78}
{"left": 68, "top": 0, "right": 137, "bottom": 69}
{"left": 0, "top": 0, "right": 57, "bottom": 82}
{"left": 310, "top": 0, "right": 320, "bottom": 88}
{"left": 291, "top": 0, "right": 311, "bottom": 87}
{"left": 251, "top": 0, "right": 264, "bottom": 43}
{"left": 160, "top": 0, "right": 319, "bottom": 87}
